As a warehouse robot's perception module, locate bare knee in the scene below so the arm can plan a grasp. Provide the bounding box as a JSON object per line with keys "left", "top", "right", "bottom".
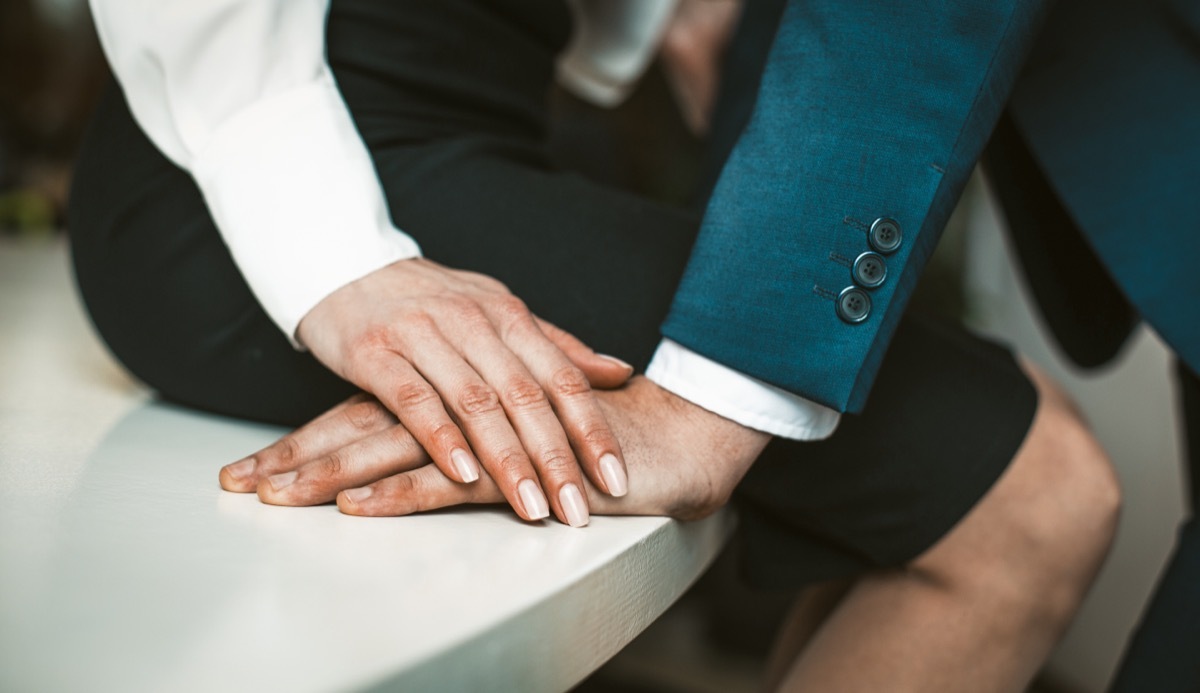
{"left": 1019, "top": 363, "right": 1122, "bottom": 579}
{"left": 911, "top": 363, "right": 1120, "bottom": 631}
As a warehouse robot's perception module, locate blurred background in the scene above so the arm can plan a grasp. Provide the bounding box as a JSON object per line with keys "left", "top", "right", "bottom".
{"left": 0, "top": 1, "right": 1187, "bottom": 691}
{"left": 0, "top": 0, "right": 105, "bottom": 235}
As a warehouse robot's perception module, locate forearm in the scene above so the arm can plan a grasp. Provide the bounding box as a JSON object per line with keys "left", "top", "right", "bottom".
{"left": 89, "top": 0, "right": 419, "bottom": 342}
{"left": 662, "top": 0, "right": 1052, "bottom": 413}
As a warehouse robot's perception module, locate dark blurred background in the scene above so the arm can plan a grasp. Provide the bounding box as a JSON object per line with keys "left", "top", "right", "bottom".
{"left": 0, "top": 0, "right": 106, "bottom": 235}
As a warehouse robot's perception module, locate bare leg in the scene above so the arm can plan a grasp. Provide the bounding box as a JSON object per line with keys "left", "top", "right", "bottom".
{"left": 768, "top": 364, "right": 1120, "bottom": 692}
{"left": 763, "top": 580, "right": 853, "bottom": 691}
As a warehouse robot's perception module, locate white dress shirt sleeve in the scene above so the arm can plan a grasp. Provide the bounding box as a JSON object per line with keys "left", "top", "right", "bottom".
{"left": 557, "top": 0, "right": 679, "bottom": 106}
{"left": 92, "top": 0, "right": 839, "bottom": 438}
{"left": 88, "top": 0, "right": 420, "bottom": 343}
{"left": 646, "top": 340, "right": 842, "bottom": 440}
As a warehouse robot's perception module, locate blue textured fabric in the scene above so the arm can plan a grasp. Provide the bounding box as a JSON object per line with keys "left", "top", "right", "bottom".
{"left": 661, "top": 0, "right": 1050, "bottom": 413}
{"left": 1009, "top": 0, "right": 1200, "bottom": 376}
{"left": 1006, "top": 5, "right": 1200, "bottom": 689}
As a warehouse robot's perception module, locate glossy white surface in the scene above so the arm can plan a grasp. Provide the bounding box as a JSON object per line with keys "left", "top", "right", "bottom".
{"left": 0, "top": 238, "right": 732, "bottom": 692}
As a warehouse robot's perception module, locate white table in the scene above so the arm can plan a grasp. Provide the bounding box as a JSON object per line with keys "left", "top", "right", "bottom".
{"left": 0, "top": 238, "right": 732, "bottom": 692}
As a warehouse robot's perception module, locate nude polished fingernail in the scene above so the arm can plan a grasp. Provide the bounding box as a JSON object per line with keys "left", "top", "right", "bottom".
{"left": 598, "top": 353, "right": 633, "bottom": 371}
{"left": 518, "top": 479, "right": 550, "bottom": 520}
{"left": 451, "top": 448, "right": 480, "bottom": 483}
{"left": 559, "top": 484, "right": 589, "bottom": 528}
{"left": 267, "top": 471, "right": 297, "bottom": 491}
{"left": 599, "top": 454, "right": 628, "bottom": 497}
{"left": 225, "top": 457, "right": 256, "bottom": 479}
{"left": 343, "top": 486, "right": 373, "bottom": 504}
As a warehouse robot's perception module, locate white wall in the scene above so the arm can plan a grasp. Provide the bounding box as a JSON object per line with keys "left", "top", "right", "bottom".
{"left": 960, "top": 175, "right": 1189, "bottom": 692}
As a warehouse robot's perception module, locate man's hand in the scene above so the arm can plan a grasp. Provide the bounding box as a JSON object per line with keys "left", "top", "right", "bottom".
{"left": 274, "top": 258, "right": 633, "bottom": 525}
{"left": 339, "top": 377, "right": 770, "bottom": 520}
{"left": 222, "top": 377, "right": 771, "bottom": 523}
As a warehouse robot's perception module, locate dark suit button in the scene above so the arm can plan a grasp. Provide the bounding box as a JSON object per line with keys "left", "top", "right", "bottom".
{"left": 852, "top": 252, "right": 887, "bottom": 288}
{"left": 836, "top": 287, "right": 871, "bottom": 323}
{"left": 869, "top": 217, "right": 902, "bottom": 254}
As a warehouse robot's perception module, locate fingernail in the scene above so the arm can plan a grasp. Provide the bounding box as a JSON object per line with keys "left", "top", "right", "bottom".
{"left": 599, "top": 454, "right": 628, "bottom": 497}
{"left": 451, "top": 448, "right": 480, "bottom": 483}
{"left": 225, "top": 457, "right": 256, "bottom": 479}
{"left": 517, "top": 479, "right": 550, "bottom": 520}
{"left": 598, "top": 353, "right": 633, "bottom": 371}
{"left": 559, "top": 483, "right": 589, "bottom": 527}
{"left": 343, "top": 486, "right": 373, "bottom": 504}
{"left": 267, "top": 471, "right": 297, "bottom": 491}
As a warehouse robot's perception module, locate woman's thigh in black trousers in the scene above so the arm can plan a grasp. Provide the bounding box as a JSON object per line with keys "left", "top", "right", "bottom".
{"left": 69, "top": 86, "right": 696, "bottom": 425}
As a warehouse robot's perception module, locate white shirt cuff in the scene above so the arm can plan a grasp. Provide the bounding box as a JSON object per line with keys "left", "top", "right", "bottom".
{"left": 192, "top": 77, "right": 420, "bottom": 345}
{"left": 645, "top": 339, "right": 842, "bottom": 441}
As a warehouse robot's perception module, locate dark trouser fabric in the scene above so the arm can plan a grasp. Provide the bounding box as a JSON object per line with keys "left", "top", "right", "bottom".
{"left": 68, "top": 0, "right": 1036, "bottom": 585}
{"left": 1109, "top": 362, "right": 1200, "bottom": 692}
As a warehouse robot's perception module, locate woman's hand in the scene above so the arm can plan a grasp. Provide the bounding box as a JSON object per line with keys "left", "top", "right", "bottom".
{"left": 221, "top": 378, "right": 770, "bottom": 524}
{"left": 269, "top": 258, "right": 633, "bottom": 525}
{"left": 334, "top": 377, "right": 770, "bottom": 521}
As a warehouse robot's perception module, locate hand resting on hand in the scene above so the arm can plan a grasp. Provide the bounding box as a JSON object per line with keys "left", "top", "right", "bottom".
{"left": 232, "top": 258, "right": 636, "bottom": 524}
{"left": 222, "top": 377, "right": 770, "bottom": 524}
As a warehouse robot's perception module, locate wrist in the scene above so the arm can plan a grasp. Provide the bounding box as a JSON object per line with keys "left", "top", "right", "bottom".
{"left": 651, "top": 376, "right": 771, "bottom": 465}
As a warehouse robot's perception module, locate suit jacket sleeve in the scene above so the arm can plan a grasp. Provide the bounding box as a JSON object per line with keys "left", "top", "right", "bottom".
{"left": 660, "top": 0, "right": 1050, "bottom": 413}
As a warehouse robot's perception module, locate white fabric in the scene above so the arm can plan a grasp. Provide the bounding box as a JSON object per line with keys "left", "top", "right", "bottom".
{"left": 558, "top": 0, "right": 679, "bottom": 106}
{"left": 646, "top": 340, "right": 841, "bottom": 440}
{"left": 89, "top": 0, "right": 840, "bottom": 439}
{"left": 89, "top": 0, "right": 418, "bottom": 345}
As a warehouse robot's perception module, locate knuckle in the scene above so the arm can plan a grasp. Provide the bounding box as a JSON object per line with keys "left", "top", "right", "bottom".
{"left": 457, "top": 383, "right": 501, "bottom": 416}
{"left": 393, "top": 473, "right": 417, "bottom": 495}
{"left": 580, "top": 424, "right": 617, "bottom": 448}
{"left": 455, "top": 301, "right": 489, "bottom": 327}
{"left": 269, "top": 436, "right": 303, "bottom": 467}
{"left": 492, "top": 448, "right": 530, "bottom": 477}
{"left": 394, "top": 381, "right": 440, "bottom": 410}
{"left": 443, "top": 295, "right": 482, "bottom": 319}
{"left": 497, "top": 294, "right": 527, "bottom": 313}
{"left": 319, "top": 450, "right": 348, "bottom": 478}
{"left": 493, "top": 295, "right": 531, "bottom": 326}
{"left": 535, "top": 449, "right": 577, "bottom": 475}
{"left": 381, "top": 473, "right": 418, "bottom": 509}
{"left": 428, "top": 422, "right": 462, "bottom": 448}
{"left": 363, "top": 310, "right": 434, "bottom": 352}
{"left": 400, "top": 307, "right": 436, "bottom": 329}
{"left": 503, "top": 378, "right": 548, "bottom": 410}
{"left": 549, "top": 366, "right": 591, "bottom": 398}
{"left": 343, "top": 400, "right": 388, "bottom": 431}
{"left": 349, "top": 323, "right": 398, "bottom": 354}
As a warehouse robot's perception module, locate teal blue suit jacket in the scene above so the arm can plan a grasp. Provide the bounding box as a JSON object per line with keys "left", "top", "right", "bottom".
{"left": 664, "top": 0, "right": 1199, "bottom": 414}
{"left": 661, "top": 0, "right": 1050, "bottom": 413}
{"left": 1005, "top": 0, "right": 1200, "bottom": 375}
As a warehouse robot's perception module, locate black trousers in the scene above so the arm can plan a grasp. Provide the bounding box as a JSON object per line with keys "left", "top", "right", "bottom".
{"left": 68, "top": 0, "right": 1036, "bottom": 586}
